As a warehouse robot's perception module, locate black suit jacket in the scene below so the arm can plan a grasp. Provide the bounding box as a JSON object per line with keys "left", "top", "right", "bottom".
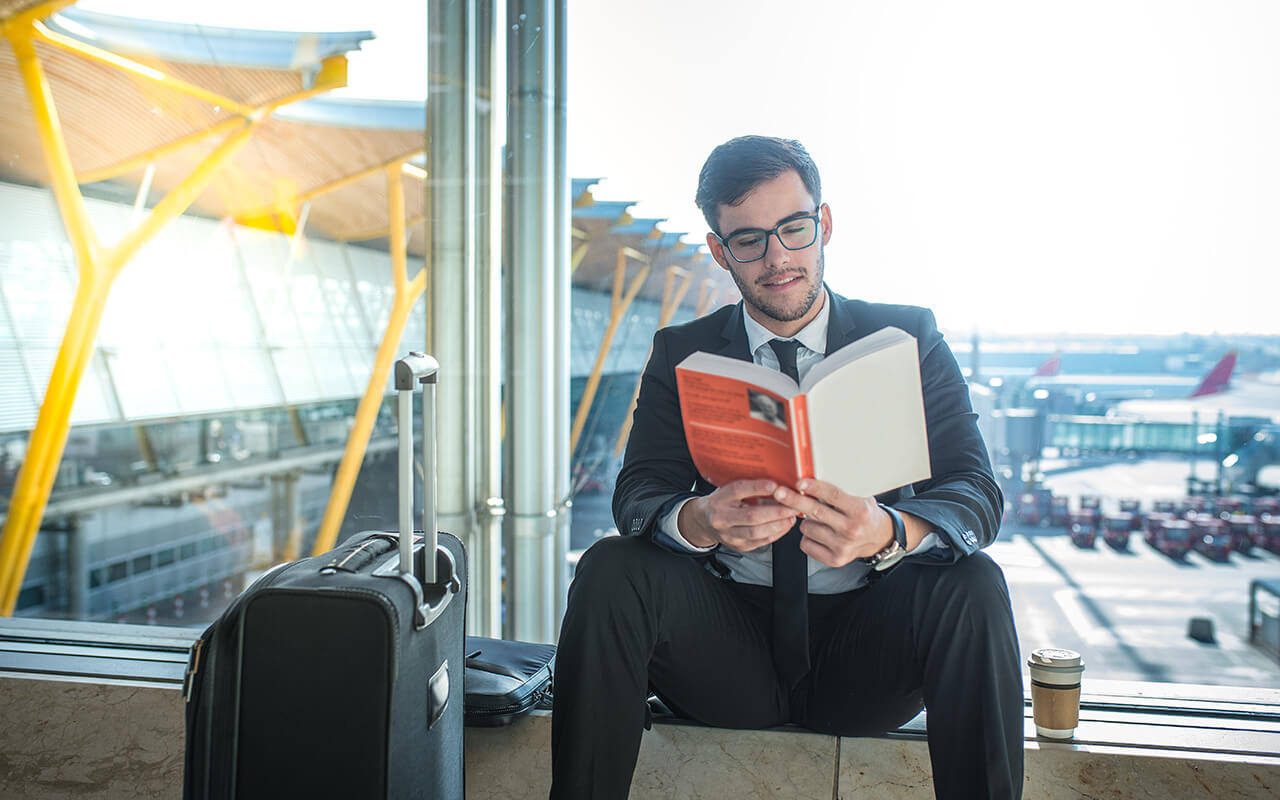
{"left": 612, "top": 288, "right": 1003, "bottom": 561}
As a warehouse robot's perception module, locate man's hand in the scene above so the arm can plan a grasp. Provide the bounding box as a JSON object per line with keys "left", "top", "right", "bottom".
{"left": 770, "top": 478, "right": 897, "bottom": 568}
{"left": 679, "top": 479, "right": 797, "bottom": 552}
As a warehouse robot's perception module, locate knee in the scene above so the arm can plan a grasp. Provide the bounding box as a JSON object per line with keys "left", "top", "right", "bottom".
{"left": 569, "top": 534, "right": 666, "bottom": 599}
{"left": 924, "top": 551, "right": 1014, "bottom": 621}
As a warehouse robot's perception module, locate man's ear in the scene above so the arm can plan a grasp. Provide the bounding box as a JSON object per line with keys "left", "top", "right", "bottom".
{"left": 820, "top": 203, "right": 833, "bottom": 246}
{"left": 707, "top": 231, "right": 731, "bottom": 270}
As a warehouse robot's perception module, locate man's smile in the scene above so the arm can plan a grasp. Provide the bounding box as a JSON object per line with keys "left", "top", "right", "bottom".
{"left": 760, "top": 271, "right": 805, "bottom": 290}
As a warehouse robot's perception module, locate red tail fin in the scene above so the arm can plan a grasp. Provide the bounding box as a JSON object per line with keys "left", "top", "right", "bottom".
{"left": 1033, "top": 354, "right": 1061, "bottom": 377}
{"left": 1189, "top": 351, "right": 1236, "bottom": 398}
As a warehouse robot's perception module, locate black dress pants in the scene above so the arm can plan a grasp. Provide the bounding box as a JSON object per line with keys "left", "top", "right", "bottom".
{"left": 550, "top": 534, "right": 1024, "bottom": 799}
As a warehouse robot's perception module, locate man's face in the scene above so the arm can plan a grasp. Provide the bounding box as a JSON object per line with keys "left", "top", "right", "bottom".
{"left": 706, "top": 170, "right": 832, "bottom": 337}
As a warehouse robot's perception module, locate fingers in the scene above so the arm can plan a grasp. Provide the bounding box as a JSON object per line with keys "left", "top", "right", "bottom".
{"left": 793, "top": 478, "right": 852, "bottom": 509}
{"left": 720, "top": 517, "right": 796, "bottom": 553}
{"left": 721, "top": 479, "right": 780, "bottom": 501}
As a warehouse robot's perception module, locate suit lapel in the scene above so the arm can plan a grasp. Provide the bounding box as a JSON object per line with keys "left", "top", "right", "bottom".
{"left": 714, "top": 301, "right": 754, "bottom": 362}
{"left": 824, "top": 287, "right": 858, "bottom": 352}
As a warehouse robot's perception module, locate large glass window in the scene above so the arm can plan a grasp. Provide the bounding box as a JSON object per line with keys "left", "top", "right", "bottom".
{"left": 1, "top": 0, "right": 1276, "bottom": 706}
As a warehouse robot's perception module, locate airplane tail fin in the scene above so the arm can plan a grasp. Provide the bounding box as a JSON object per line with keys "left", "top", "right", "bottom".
{"left": 1033, "top": 353, "right": 1062, "bottom": 377}
{"left": 1189, "top": 351, "right": 1237, "bottom": 398}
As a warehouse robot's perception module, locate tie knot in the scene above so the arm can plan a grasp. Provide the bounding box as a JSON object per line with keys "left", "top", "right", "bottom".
{"left": 769, "top": 338, "right": 801, "bottom": 383}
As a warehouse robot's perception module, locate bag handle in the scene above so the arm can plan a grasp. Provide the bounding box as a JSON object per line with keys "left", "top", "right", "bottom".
{"left": 394, "top": 352, "right": 439, "bottom": 582}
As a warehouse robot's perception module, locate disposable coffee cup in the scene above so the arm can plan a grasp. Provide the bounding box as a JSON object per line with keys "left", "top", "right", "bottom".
{"left": 1027, "top": 648, "right": 1084, "bottom": 739}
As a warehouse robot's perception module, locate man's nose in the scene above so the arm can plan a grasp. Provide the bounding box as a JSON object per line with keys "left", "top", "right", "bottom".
{"left": 764, "top": 231, "right": 791, "bottom": 266}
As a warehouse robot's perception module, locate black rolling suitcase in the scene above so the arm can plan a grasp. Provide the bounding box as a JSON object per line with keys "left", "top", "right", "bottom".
{"left": 183, "top": 353, "right": 466, "bottom": 799}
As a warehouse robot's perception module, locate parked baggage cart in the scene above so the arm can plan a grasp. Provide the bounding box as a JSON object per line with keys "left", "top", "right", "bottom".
{"left": 1069, "top": 508, "right": 1097, "bottom": 548}
{"left": 1144, "top": 511, "right": 1174, "bottom": 546}
{"left": 1261, "top": 515, "right": 1280, "bottom": 554}
{"left": 1191, "top": 514, "right": 1232, "bottom": 561}
{"left": 1154, "top": 519, "right": 1192, "bottom": 559}
{"left": 1254, "top": 497, "right": 1280, "bottom": 516}
{"left": 1016, "top": 492, "right": 1042, "bottom": 526}
{"left": 1048, "top": 495, "right": 1069, "bottom": 527}
{"left": 1079, "top": 494, "right": 1101, "bottom": 511}
{"left": 1152, "top": 499, "right": 1177, "bottom": 514}
{"left": 1225, "top": 514, "right": 1263, "bottom": 555}
{"left": 183, "top": 353, "right": 466, "bottom": 800}
{"left": 1101, "top": 512, "right": 1133, "bottom": 550}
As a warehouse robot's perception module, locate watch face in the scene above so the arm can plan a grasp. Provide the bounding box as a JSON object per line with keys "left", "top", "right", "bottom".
{"left": 872, "top": 542, "right": 907, "bottom": 572}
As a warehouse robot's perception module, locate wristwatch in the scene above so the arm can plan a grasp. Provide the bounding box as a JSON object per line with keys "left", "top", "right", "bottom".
{"left": 866, "top": 503, "right": 908, "bottom": 572}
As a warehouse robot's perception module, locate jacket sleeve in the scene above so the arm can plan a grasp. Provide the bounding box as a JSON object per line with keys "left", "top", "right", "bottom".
{"left": 888, "top": 307, "right": 1004, "bottom": 560}
{"left": 612, "top": 328, "right": 706, "bottom": 541}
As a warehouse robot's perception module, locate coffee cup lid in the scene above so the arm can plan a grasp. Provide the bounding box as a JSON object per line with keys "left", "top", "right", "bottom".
{"left": 1028, "top": 648, "right": 1083, "bottom": 668}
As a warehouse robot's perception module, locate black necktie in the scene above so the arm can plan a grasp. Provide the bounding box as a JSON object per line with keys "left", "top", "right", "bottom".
{"left": 767, "top": 338, "right": 810, "bottom": 687}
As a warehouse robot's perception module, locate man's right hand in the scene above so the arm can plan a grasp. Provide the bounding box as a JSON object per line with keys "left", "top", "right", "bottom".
{"left": 678, "top": 479, "right": 798, "bottom": 551}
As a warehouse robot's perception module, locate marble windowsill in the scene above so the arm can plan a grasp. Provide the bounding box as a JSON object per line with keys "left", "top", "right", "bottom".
{"left": 3, "top": 672, "right": 1277, "bottom": 800}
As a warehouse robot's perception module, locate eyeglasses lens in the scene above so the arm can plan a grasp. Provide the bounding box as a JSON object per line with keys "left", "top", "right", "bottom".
{"left": 726, "top": 217, "right": 817, "bottom": 262}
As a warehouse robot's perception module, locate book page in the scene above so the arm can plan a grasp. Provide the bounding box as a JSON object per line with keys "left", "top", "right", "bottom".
{"left": 804, "top": 335, "right": 931, "bottom": 497}
{"left": 675, "top": 368, "right": 803, "bottom": 489}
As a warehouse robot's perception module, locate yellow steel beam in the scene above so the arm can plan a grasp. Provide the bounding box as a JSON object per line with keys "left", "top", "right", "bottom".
{"left": 299, "top": 150, "right": 425, "bottom": 202}
{"left": 613, "top": 266, "right": 693, "bottom": 457}
{"left": 312, "top": 166, "right": 426, "bottom": 556}
{"left": 77, "top": 117, "right": 244, "bottom": 184}
{"left": 1, "top": 0, "right": 78, "bottom": 31}
{"left": 233, "top": 148, "right": 423, "bottom": 232}
{"left": 695, "top": 277, "right": 717, "bottom": 317}
{"left": 570, "top": 248, "right": 650, "bottom": 453}
{"left": 338, "top": 214, "right": 426, "bottom": 243}
{"left": 31, "top": 20, "right": 258, "bottom": 118}
{"left": 0, "top": 22, "right": 348, "bottom": 613}
{"left": 7, "top": 31, "right": 98, "bottom": 269}
{"left": 81, "top": 55, "right": 347, "bottom": 186}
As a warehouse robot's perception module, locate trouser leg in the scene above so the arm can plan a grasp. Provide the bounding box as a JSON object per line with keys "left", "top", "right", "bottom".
{"left": 550, "top": 535, "right": 787, "bottom": 799}
{"left": 800, "top": 552, "right": 1024, "bottom": 800}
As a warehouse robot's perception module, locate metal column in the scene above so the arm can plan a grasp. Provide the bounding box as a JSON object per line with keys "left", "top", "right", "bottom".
{"left": 504, "top": 0, "right": 568, "bottom": 643}
{"left": 474, "top": 0, "right": 506, "bottom": 639}
{"left": 551, "top": 0, "right": 571, "bottom": 633}
{"left": 429, "top": 0, "right": 487, "bottom": 633}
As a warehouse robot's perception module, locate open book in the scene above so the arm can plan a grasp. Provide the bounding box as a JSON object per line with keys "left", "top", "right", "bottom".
{"left": 673, "top": 326, "right": 930, "bottom": 498}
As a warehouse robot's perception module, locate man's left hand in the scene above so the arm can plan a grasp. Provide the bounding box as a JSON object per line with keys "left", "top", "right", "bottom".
{"left": 771, "top": 478, "right": 896, "bottom": 568}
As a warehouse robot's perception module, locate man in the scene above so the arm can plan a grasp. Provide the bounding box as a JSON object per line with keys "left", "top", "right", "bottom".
{"left": 552, "top": 136, "right": 1023, "bottom": 799}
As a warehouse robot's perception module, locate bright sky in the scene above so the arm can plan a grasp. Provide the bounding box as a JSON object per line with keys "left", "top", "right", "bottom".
{"left": 79, "top": 0, "right": 1280, "bottom": 336}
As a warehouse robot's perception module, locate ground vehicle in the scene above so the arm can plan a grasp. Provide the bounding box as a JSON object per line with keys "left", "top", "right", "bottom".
{"left": 1260, "top": 515, "right": 1280, "bottom": 554}
{"left": 1016, "top": 488, "right": 1053, "bottom": 526}
{"left": 1144, "top": 512, "right": 1174, "bottom": 546}
{"left": 1101, "top": 512, "right": 1133, "bottom": 550}
{"left": 1048, "top": 495, "right": 1069, "bottom": 527}
{"left": 1224, "top": 514, "right": 1263, "bottom": 555}
{"left": 1069, "top": 508, "right": 1098, "bottom": 548}
{"left": 1153, "top": 519, "right": 1192, "bottom": 558}
{"left": 1191, "top": 514, "right": 1232, "bottom": 561}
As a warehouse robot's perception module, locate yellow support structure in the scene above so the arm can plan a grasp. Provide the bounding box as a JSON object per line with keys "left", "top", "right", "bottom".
{"left": 311, "top": 161, "right": 427, "bottom": 557}
{"left": 31, "top": 20, "right": 258, "bottom": 118}
{"left": 695, "top": 276, "right": 718, "bottom": 318}
{"left": 0, "top": 16, "right": 349, "bottom": 614}
{"left": 613, "top": 266, "right": 693, "bottom": 457}
{"left": 570, "top": 247, "right": 650, "bottom": 454}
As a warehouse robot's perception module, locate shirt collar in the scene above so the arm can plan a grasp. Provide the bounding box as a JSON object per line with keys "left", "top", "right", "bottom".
{"left": 743, "top": 289, "right": 831, "bottom": 357}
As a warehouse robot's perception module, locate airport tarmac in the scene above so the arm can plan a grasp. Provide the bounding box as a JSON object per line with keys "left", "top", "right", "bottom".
{"left": 993, "top": 523, "right": 1280, "bottom": 689}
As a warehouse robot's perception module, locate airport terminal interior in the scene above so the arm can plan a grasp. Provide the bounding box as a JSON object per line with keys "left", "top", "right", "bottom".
{"left": 2, "top": 1, "right": 1279, "bottom": 797}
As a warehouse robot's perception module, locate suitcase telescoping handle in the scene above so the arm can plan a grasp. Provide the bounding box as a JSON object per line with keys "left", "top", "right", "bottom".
{"left": 394, "top": 351, "right": 438, "bottom": 582}
{"left": 385, "top": 352, "right": 459, "bottom": 630}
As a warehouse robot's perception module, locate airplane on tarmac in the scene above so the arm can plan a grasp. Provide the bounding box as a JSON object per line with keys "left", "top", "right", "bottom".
{"left": 1023, "top": 351, "right": 1238, "bottom": 404}
{"left": 1107, "top": 363, "right": 1280, "bottom": 425}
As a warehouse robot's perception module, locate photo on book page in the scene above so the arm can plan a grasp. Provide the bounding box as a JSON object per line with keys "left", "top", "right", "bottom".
{"left": 747, "top": 388, "right": 789, "bottom": 430}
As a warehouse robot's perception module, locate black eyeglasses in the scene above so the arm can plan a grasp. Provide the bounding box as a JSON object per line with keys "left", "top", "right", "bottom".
{"left": 715, "top": 210, "right": 821, "bottom": 263}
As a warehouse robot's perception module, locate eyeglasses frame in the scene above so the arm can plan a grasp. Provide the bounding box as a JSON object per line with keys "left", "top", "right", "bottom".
{"left": 713, "top": 207, "right": 824, "bottom": 264}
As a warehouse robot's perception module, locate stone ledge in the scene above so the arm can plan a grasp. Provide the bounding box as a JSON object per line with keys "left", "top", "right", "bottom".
{"left": 2, "top": 673, "right": 1278, "bottom": 799}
